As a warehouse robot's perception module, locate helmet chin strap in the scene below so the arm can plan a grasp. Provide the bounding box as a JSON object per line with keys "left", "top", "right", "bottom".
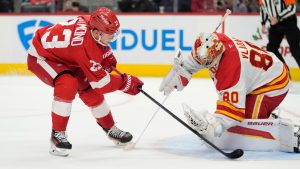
{"left": 91, "top": 30, "right": 108, "bottom": 46}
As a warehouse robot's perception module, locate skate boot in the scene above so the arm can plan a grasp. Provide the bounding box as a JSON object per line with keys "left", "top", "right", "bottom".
{"left": 49, "top": 130, "right": 72, "bottom": 156}
{"left": 294, "top": 125, "right": 300, "bottom": 153}
{"left": 99, "top": 123, "right": 133, "bottom": 145}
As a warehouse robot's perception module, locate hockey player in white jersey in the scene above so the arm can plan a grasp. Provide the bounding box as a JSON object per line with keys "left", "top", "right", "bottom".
{"left": 159, "top": 32, "right": 300, "bottom": 152}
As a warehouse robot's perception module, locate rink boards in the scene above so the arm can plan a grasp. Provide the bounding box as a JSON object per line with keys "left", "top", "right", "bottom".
{"left": 0, "top": 14, "right": 299, "bottom": 80}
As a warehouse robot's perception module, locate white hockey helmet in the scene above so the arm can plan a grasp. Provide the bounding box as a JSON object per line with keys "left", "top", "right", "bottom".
{"left": 192, "top": 32, "right": 225, "bottom": 68}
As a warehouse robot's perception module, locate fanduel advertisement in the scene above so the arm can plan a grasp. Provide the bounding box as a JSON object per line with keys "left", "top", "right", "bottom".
{"left": 0, "top": 14, "right": 298, "bottom": 67}
{"left": 0, "top": 15, "right": 218, "bottom": 64}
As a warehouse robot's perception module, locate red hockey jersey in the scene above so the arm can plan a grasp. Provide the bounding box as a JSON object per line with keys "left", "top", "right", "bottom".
{"left": 28, "top": 16, "right": 123, "bottom": 94}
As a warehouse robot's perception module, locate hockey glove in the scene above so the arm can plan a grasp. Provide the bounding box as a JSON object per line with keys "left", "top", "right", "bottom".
{"left": 183, "top": 104, "right": 223, "bottom": 137}
{"left": 159, "top": 49, "right": 196, "bottom": 95}
{"left": 183, "top": 104, "right": 209, "bottom": 132}
{"left": 159, "top": 62, "right": 191, "bottom": 96}
{"left": 119, "top": 74, "right": 144, "bottom": 95}
{"left": 101, "top": 55, "right": 117, "bottom": 73}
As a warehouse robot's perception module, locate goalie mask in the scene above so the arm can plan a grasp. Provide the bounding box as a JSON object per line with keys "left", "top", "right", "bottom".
{"left": 192, "top": 32, "right": 225, "bottom": 68}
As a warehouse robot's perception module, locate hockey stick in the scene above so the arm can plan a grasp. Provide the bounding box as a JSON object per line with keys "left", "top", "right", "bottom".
{"left": 112, "top": 67, "right": 171, "bottom": 150}
{"left": 138, "top": 88, "right": 243, "bottom": 159}
{"left": 112, "top": 65, "right": 243, "bottom": 159}
{"left": 124, "top": 94, "right": 170, "bottom": 150}
{"left": 214, "top": 9, "right": 231, "bottom": 32}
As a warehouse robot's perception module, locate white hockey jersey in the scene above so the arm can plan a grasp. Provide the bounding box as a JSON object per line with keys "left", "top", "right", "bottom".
{"left": 209, "top": 33, "right": 290, "bottom": 122}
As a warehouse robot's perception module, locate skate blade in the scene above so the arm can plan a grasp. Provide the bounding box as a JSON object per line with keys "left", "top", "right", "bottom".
{"left": 49, "top": 143, "right": 70, "bottom": 157}
{"left": 109, "top": 138, "right": 132, "bottom": 146}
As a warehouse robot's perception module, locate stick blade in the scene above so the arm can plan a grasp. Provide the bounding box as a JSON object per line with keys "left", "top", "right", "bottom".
{"left": 226, "top": 149, "right": 244, "bottom": 159}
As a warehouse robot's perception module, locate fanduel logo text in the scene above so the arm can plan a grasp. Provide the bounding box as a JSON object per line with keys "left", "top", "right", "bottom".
{"left": 18, "top": 20, "right": 53, "bottom": 50}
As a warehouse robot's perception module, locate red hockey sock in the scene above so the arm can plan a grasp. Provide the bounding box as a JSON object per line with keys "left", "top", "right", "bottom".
{"left": 52, "top": 112, "right": 70, "bottom": 131}
{"left": 96, "top": 112, "right": 114, "bottom": 129}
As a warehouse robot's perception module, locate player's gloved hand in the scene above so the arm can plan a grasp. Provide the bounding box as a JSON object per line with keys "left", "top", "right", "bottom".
{"left": 159, "top": 50, "right": 193, "bottom": 96}
{"left": 101, "top": 55, "right": 117, "bottom": 73}
{"left": 182, "top": 104, "right": 223, "bottom": 137}
{"left": 159, "top": 63, "right": 192, "bottom": 96}
{"left": 119, "top": 74, "right": 144, "bottom": 95}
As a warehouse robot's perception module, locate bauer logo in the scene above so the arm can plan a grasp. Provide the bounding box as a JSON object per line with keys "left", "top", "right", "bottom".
{"left": 18, "top": 20, "right": 53, "bottom": 50}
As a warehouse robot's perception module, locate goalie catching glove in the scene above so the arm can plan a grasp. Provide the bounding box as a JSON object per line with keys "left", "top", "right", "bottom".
{"left": 182, "top": 104, "right": 225, "bottom": 138}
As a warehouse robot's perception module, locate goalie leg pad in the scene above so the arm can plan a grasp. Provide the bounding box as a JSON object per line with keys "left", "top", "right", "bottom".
{"left": 212, "top": 118, "right": 299, "bottom": 152}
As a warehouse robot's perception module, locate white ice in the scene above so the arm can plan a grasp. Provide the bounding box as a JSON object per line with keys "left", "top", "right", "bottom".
{"left": 1, "top": 76, "right": 300, "bottom": 169}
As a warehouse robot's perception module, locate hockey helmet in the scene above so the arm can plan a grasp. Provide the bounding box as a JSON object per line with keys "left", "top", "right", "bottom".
{"left": 192, "top": 32, "right": 225, "bottom": 68}
{"left": 89, "top": 7, "right": 120, "bottom": 35}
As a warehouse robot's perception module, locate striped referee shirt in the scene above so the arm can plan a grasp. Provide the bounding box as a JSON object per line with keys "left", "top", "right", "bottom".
{"left": 259, "top": 0, "right": 297, "bottom": 25}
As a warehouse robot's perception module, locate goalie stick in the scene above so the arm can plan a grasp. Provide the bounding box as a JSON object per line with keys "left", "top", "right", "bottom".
{"left": 214, "top": 9, "right": 231, "bottom": 32}
{"left": 112, "top": 67, "right": 243, "bottom": 159}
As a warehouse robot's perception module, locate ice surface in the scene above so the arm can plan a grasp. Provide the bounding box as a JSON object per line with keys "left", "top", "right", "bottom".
{"left": 0, "top": 76, "right": 300, "bottom": 169}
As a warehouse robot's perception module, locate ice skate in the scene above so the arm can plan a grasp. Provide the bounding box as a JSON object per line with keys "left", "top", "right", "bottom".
{"left": 49, "top": 130, "right": 72, "bottom": 157}
{"left": 106, "top": 125, "right": 133, "bottom": 145}
{"left": 99, "top": 124, "right": 133, "bottom": 145}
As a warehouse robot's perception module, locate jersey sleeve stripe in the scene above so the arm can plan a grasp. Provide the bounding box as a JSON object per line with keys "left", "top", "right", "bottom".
{"left": 90, "top": 72, "right": 111, "bottom": 89}
{"left": 250, "top": 66, "right": 289, "bottom": 95}
{"left": 269, "top": 65, "right": 288, "bottom": 85}
{"left": 37, "top": 59, "right": 58, "bottom": 78}
{"left": 28, "top": 43, "right": 46, "bottom": 60}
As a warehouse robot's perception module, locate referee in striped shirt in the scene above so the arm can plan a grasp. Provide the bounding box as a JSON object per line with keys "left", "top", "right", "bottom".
{"left": 259, "top": 0, "right": 300, "bottom": 69}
